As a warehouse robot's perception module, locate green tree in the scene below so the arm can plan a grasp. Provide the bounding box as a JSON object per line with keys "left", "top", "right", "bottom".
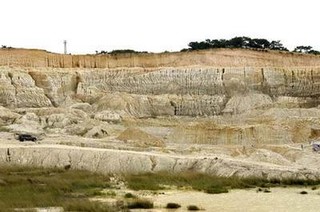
{"left": 294, "top": 46, "right": 313, "bottom": 53}
{"left": 227, "top": 37, "right": 248, "bottom": 48}
{"left": 269, "top": 40, "right": 288, "bottom": 51}
{"left": 185, "top": 37, "right": 289, "bottom": 52}
{"left": 188, "top": 41, "right": 212, "bottom": 50}
{"left": 249, "top": 39, "right": 270, "bottom": 49}
{"left": 308, "top": 50, "right": 320, "bottom": 55}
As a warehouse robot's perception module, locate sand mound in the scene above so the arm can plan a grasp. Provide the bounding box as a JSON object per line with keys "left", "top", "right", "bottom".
{"left": 117, "top": 128, "right": 165, "bottom": 147}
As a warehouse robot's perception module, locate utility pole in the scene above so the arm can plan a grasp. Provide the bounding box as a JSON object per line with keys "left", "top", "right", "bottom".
{"left": 63, "top": 40, "right": 67, "bottom": 54}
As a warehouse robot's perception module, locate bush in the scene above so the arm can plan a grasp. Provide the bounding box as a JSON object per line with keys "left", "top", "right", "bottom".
{"left": 300, "top": 191, "right": 308, "bottom": 194}
{"left": 187, "top": 205, "right": 200, "bottom": 210}
{"left": 127, "top": 199, "right": 153, "bottom": 209}
{"left": 166, "top": 202, "right": 181, "bottom": 209}
{"left": 205, "top": 186, "right": 228, "bottom": 194}
{"left": 124, "top": 193, "right": 136, "bottom": 198}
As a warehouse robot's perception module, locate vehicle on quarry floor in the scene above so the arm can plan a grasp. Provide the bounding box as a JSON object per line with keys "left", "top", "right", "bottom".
{"left": 17, "top": 134, "right": 37, "bottom": 142}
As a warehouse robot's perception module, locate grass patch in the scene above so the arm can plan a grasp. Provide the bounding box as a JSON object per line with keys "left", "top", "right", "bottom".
{"left": 2, "top": 166, "right": 320, "bottom": 211}
{"left": 85, "top": 188, "right": 106, "bottom": 197}
{"left": 125, "top": 171, "right": 320, "bottom": 194}
{"left": 0, "top": 165, "right": 115, "bottom": 211}
{"left": 0, "top": 126, "right": 10, "bottom": 132}
{"left": 104, "top": 190, "right": 116, "bottom": 196}
{"left": 62, "top": 199, "right": 114, "bottom": 212}
{"left": 205, "top": 186, "right": 229, "bottom": 194}
{"left": 125, "top": 172, "right": 262, "bottom": 194}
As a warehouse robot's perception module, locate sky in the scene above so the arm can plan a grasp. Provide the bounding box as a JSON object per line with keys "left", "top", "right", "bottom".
{"left": 0, "top": 0, "right": 319, "bottom": 54}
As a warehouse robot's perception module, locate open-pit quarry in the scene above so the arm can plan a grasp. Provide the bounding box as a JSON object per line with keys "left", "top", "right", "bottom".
{"left": 1, "top": 48, "right": 320, "bottom": 210}
{"left": 1, "top": 48, "right": 320, "bottom": 179}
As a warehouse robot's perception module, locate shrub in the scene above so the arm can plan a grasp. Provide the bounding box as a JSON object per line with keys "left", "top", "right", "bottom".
{"left": 127, "top": 199, "right": 153, "bottom": 209}
{"left": 263, "top": 189, "right": 271, "bottom": 193}
{"left": 124, "top": 193, "right": 136, "bottom": 198}
{"left": 187, "top": 205, "right": 200, "bottom": 210}
{"left": 257, "top": 188, "right": 263, "bottom": 192}
{"left": 166, "top": 202, "right": 181, "bottom": 209}
{"left": 300, "top": 191, "right": 308, "bottom": 194}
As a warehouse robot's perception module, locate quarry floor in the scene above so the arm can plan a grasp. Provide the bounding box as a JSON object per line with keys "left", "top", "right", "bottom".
{"left": 148, "top": 187, "right": 320, "bottom": 212}
{"left": 85, "top": 188, "right": 320, "bottom": 212}
{"left": 1, "top": 132, "right": 320, "bottom": 211}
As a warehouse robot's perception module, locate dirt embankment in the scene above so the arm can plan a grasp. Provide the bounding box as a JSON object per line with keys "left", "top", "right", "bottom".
{"left": 1, "top": 142, "right": 320, "bottom": 180}
{"left": 0, "top": 48, "right": 320, "bottom": 68}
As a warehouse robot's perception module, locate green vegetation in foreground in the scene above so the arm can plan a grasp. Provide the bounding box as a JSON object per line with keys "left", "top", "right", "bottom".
{"left": 1, "top": 166, "right": 320, "bottom": 211}
{"left": 0, "top": 165, "right": 115, "bottom": 212}
{"left": 125, "top": 172, "right": 320, "bottom": 194}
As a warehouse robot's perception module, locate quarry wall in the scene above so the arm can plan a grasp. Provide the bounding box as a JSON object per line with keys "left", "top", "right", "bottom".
{"left": 1, "top": 48, "right": 320, "bottom": 68}
{"left": 1, "top": 66, "right": 320, "bottom": 116}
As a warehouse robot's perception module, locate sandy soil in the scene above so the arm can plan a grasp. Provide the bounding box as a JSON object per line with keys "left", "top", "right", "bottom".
{"left": 151, "top": 187, "right": 320, "bottom": 212}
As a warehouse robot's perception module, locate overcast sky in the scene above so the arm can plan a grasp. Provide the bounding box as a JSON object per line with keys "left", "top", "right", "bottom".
{"left": 0, "top": 0, "right": 319, "bottom": 54}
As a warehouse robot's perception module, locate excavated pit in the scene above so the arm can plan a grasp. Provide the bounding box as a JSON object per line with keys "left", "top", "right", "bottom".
{"left": 1, "top": 48, "right": 320, "bottom": 179}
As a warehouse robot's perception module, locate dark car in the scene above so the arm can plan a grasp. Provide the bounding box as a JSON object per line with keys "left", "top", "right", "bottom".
{"left": 18, "top": 134, "right": 37, "bottom": 142}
